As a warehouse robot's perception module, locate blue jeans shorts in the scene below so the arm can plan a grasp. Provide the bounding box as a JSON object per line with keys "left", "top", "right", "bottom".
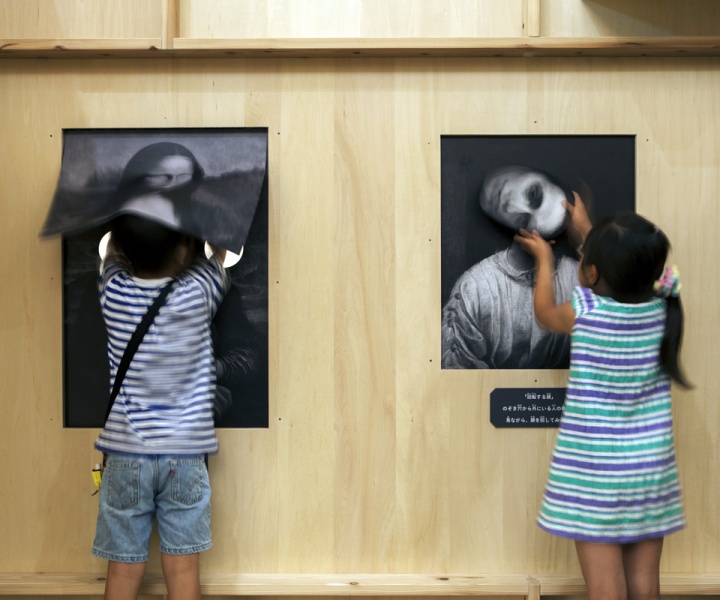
{"left": 92, "top": 453, "right": 212, "bottom": 563}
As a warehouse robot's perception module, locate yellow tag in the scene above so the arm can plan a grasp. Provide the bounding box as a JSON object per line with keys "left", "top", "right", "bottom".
{"left": 91, "top": 465, "right": 102, "bottom": 495}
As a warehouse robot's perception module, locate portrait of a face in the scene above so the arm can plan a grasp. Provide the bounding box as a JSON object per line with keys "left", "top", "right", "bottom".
{"left": 441, "top": 135, "right": 635, "bottom": 371}
{"left": 136, "top": 154, "right": 197, "bottom": 189}
{"left": 117, "top": 143, "right": 203, "bottom": 228}
{"left": 41, "top": 129, "right": 270, "bottom": 428}
{"left": 480, "top": 166, "right": 568, "bottom": 238}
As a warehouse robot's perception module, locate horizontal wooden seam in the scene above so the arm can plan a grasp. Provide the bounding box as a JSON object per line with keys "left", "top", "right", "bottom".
{"left": 1, "top": 573, "right": 719, "bottom": 596}
{"left": 2, "top": 37, "right": 720, "bottom": 58}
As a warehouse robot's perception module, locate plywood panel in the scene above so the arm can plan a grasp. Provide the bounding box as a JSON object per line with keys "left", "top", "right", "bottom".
{"left": 0, "top": 0, "right": 162, "bottom": 39}
{"left": 0, "top": 55, "right": 718, "bottom": 580}
{"left": 273, "top": 61, "right": 337, "bottom": 571}
{"left": 393, "top": 64, "right": 450, "bottom": 572}
{"left": 332, "top": 62, "right": 398, "bottom": 572}
{"left": 3, "top": 0, "right": 720, "bottom": 46}
{"left": 180, "top": 0, "right": 523, "bottom": 39}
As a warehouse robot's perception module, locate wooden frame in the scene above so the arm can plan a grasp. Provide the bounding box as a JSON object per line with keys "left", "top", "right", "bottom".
{"left": 2, "top": 36, "right": 720, "bottom": 58}
{"left": 2, "top": 0, "right": 719, "bottom": 593}
{"left": 3, "top": 0, "right": 719, "bottom": 57}
{"left": 2, "top": 573, "right": 720, "bottom": 597}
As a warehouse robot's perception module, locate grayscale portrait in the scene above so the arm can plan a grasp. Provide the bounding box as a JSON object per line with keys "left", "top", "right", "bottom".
{"left": 41, "top": 128, "right": 269, "bottom": 428}
{"left": 441, "top": 135, "right": 635, "bottom": 370}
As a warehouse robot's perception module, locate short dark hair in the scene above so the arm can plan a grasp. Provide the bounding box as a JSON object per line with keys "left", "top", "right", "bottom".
{"left": 110, "top": 214, "right": 185, "bottom": 273}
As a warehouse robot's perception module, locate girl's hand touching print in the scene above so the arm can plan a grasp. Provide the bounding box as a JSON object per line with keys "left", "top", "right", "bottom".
{"left": 514, "top": 228, "right": 555, "bottom": 267}
{"left": 564, "top": 191, "right": 593, "bottom": 248}
{"left": 515, "top": 228, "right": 576, "bottom": 334}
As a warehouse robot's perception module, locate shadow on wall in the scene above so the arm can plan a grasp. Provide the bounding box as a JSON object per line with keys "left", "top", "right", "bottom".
{"left": 581, "top": 0, "right": 720, "bottom": 35}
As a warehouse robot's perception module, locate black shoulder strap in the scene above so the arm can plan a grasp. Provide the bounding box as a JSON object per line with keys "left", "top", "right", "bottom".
{"left": 103, "top": 279, "right": 175, "bottom": 425}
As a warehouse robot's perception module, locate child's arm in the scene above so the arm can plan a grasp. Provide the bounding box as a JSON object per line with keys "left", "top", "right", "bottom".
{"left": 100, "top": 233, "right": 131, "bottom": 273}
{"left": 207, "top": 243, "right": 227, "bottom": 266}
{"left": 513, "top": 229, "right": 576, "bottom": 334}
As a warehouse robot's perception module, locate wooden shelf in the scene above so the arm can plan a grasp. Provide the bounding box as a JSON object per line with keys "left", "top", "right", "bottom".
{"left": 0, "top": 573, "right": 535, "bottom": 597}
{"left": 534, "top": 574, "right": 720, "bottom": 596}
{"left": 1, "top": 573, "right": 720, "bottom": 597}
{"left": 0, "top": 39, "right": 163, "bottom": 57}
{"left": 2, "top": 36, "right": 720, "bottom": 59}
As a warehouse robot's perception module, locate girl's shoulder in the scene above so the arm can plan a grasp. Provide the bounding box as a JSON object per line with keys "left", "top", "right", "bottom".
{"left": 571, "top": 286, "right": 601, "bottom": 318}
{"left": 571, "top": 286, "right": 665, "bottom": 320}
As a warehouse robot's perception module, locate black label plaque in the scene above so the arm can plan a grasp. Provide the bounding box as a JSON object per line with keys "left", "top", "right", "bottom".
{"left": 490, "top": 388, "right": 566, "bottom": 428}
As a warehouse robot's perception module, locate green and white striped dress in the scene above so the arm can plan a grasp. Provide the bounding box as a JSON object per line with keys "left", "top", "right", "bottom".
{"left": 537, "top": 287, "right": 686, "bottom": 543}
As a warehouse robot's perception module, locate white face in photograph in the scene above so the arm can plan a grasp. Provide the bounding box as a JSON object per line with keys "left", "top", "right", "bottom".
{"left": 141, "top": 155, "right": 195, "bottom": 190}
{"left": 120, "top": 193, "right": 181, "bottom": 228}
{"left": 479, "top": 166, "right": 567, "bottom": 238}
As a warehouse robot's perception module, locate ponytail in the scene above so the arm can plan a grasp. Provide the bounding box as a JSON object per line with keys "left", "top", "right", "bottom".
{"left": 660, "top": 295, "right": 692, "bottom": 389}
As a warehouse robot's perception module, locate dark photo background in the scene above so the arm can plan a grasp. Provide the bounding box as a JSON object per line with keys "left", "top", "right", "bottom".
{"left": 54, "top": 129, "right": 269, "bottom": 428}
{"left": 441, "top": 135, "right": 636, "bottom": 305}
{"left": 441, "top": 135, "right": 636, "bottom": 370}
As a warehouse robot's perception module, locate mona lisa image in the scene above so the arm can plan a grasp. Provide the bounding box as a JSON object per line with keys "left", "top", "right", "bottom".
{"left": 41, "top": 128, "right": 269, "bottom": 428}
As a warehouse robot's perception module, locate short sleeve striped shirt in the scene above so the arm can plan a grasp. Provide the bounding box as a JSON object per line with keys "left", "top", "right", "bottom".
{"left": 95, "top": 255, "right": 230, "bottom": 456}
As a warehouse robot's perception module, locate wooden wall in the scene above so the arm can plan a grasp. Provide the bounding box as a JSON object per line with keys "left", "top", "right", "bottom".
{"left": 0, "top": 0, "right": 719, "bottom": 594}
{"left": 3, "top": 0, "right": 720, "bottom": 40}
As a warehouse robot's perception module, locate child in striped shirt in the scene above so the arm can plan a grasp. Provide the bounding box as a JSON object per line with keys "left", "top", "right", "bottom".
{"left": 92, "top": 214, "right": 230, "bottom": 600}
{"left": 515, "top": 193, "right": 690, "bottom": 600}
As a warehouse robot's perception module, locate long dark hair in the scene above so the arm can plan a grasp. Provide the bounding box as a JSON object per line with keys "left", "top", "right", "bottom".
{"left": 581, "top": 212, "right": 691, "bottom": 388}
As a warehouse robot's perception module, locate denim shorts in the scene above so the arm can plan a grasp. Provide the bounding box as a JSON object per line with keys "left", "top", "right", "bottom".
{"left": 92, "top": 453, "right": 212, "bottom": 563}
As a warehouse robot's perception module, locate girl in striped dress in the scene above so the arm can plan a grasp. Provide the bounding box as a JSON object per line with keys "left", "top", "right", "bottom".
{"left": 515, "top": 193, "right": 690, "bottom": 600}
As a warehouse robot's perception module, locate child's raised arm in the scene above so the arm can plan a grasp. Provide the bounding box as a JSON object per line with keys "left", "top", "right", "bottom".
{"left": 100, "top": 233, "right": 131, "bottom": 272}
{"left": 514, "top": 228, "right": 576, "bottom": 334}
{"left": 207, "top": 243, "right": 227, "bottom": 265}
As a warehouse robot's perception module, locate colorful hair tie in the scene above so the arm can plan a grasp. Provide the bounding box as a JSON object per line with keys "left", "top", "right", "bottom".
{"left": 654, "top": 265, "right": 682, "bottom": 298}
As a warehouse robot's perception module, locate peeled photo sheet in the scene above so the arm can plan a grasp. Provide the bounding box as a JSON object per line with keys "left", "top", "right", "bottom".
{"left": 42, "top": 129, "right": 269, "bottom": 428}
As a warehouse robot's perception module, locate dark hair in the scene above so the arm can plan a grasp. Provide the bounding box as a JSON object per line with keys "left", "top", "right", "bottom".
{"left": 581, "top": 213, "right": 690, "bottom": 388}
{"left": 111, "top": 214, "right": 186, "bottom": 274}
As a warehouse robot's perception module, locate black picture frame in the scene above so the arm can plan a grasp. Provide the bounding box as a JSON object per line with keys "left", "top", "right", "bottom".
{"left": 441, "top": 134, "right": 636, "bottom": 370}
{"left": 49, "top": 128, "right": 269, "bottom": 428}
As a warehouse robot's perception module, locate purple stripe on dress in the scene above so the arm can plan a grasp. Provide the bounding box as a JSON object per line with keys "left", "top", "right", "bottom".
{"left": 578, "top": 287, "right": 595, "bottom": 305}
{"left": 545, "top": 489, "right": 681, "bottom": 509}
{"left": 560, "top": 420, "right": 671, "bottom": 436}
{"left": 537, "top": 521, "right": 686, "bottom": 544}
{"left": 573, "top": 287, "right": 597, "bottom": 317}
{"left": 577, "top": 318, "right": 664, "bottom": 332}
{"left": 569, "top": 384, "right": 670, "bottom": 401}
{"left": 552, "top": 454, "right": 675, "bottom": 472}
{"left": 571, "top": 352, "right": 659, "bottom": 368}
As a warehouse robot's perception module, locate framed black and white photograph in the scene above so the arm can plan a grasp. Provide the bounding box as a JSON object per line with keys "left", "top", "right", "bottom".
{"left": 42, "top": 128, "right": 269, "bottom": 428}
{"left": 441, "top": 135, "right": 635, "bottom": 370}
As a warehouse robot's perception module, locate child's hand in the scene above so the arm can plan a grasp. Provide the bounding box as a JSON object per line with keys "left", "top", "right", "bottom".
{"left": 514, "top": 228, "right": 555, "bottom": 266}
{"left": 102, "top": 233, "right": 131, "bottom": 267}
{"left": 207, "top": 243, "right": 227, "bottom": 265}
{"left": 564, "top": 191, "right": 593, "bottom": 248}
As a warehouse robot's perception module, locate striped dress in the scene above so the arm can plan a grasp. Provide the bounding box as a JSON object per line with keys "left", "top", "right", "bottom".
{"left": 537, "top": 286, "right": 686, "bottom": 543}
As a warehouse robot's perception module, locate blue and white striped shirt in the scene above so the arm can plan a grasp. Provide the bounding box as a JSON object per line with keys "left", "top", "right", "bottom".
{"left": 95, "top": 254, "right": 230, "bottom": 455}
